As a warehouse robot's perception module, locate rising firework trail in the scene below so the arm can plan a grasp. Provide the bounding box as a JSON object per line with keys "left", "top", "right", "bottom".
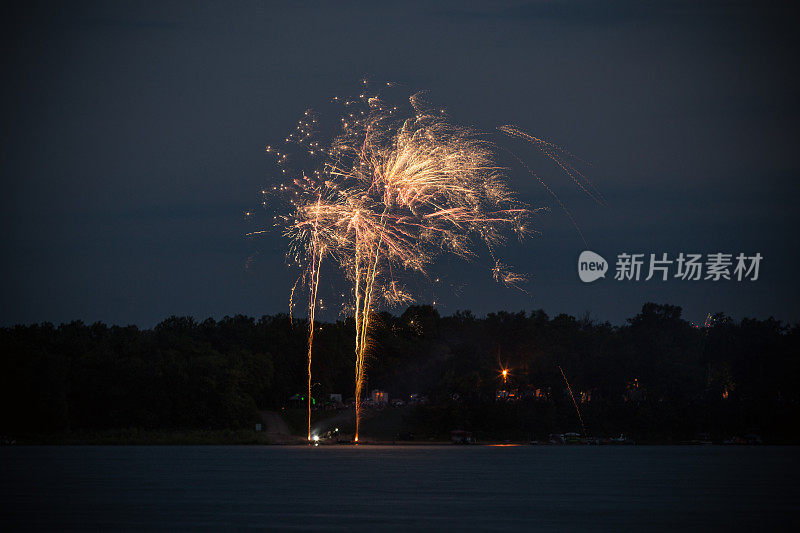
{"left": 251, "top": 81, "right": 598, "bottom": 442}
{"left": 305, "top": 196, "right": 324, "bottom": 441}
{"left": 559, "top": 365, "right": 587, "bottom": 437}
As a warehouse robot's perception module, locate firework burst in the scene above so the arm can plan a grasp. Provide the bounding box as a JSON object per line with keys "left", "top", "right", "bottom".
{"left": 251, "top": 83, "right": 594, "bottom": 442}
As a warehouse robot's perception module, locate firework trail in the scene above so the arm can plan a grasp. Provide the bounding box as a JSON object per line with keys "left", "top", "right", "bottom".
{"left": 559, "top": 365, "right": 587, "bottom": 437}
{"left": 252, "top": 82, "right": 597, "bottom": 442}
{"left": 305, "top": 196, "right": 324, "bottom": 441}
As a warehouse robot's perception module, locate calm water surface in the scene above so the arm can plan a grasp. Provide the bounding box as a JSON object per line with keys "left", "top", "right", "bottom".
{"left": 1, "top": 445, "right": 798, "bottom": 531}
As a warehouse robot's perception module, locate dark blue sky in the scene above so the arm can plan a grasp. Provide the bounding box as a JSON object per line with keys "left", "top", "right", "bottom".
{"left": 2, "top": 0, "right": 798, "bottom": 327}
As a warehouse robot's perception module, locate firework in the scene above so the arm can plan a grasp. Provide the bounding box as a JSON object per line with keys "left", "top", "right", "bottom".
{"left": 253, "top": 83, "right": 594, "bottom": 442}
{"left": 559, "top": 365, "right": 587, "bottom": 437}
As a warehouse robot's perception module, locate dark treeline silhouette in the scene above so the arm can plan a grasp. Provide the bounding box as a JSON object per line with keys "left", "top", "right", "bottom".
{"left": 1, "top": 303, "right": 798, "bottom": 442}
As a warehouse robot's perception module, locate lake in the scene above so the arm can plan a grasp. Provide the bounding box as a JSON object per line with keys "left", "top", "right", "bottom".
{"left": 2, "top": 445, "right": 798, "bottom": 531}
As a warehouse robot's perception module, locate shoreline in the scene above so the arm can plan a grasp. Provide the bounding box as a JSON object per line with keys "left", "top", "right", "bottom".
{"left": 4, "top": 434, "right": 792, "bottom": 446}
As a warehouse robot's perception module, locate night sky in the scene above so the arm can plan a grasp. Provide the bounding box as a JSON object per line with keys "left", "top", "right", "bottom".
{"left": 3, "top": 0, "right": 798, "bottom": 327}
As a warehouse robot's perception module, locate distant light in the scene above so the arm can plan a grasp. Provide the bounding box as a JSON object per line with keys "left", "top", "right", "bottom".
{"left": 312, "top": 435, "right": 320, "bottom": 442}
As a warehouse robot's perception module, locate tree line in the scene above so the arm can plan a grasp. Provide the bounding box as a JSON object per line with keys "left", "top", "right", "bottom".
{"left": 1, "top": 303, "right": 798, "bottom": 442}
